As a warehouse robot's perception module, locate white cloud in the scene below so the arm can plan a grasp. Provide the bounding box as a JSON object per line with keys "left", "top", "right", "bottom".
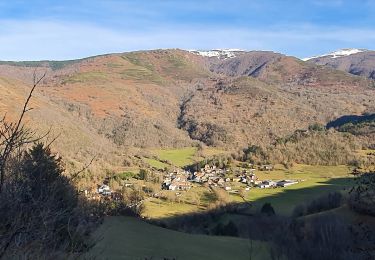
{"left": 0, "top": 19, "right": 374, "bottom": 60}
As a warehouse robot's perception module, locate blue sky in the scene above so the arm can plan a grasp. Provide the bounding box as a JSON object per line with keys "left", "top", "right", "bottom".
{"left": 0, "top": 0, "right": 374, "bottom": 60}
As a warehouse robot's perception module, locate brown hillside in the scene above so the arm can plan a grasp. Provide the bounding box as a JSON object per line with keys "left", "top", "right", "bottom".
{"left": 0, "top": 49, "right": 374, "bottom": 157}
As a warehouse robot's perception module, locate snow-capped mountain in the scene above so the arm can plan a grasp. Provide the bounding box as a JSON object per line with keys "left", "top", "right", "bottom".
{"left": 302, "top": 48, "right": 368, "bottom": 61}
{"left": 305, "top": 48, "right": 375, "bottom": 79}
{"left": 189, "top": 49, "right": 246, "bottom": 59}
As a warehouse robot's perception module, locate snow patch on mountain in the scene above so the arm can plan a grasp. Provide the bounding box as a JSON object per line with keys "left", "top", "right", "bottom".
{"left": 302, "top": 48, "right": 367, "bottom": 61}
{"left": 189, "top": 49, "right": 246, "bottom": 59}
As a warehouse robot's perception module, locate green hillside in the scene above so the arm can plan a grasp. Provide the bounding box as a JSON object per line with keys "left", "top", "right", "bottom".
{"left": 88, "top": 217, "right": 268, "bottom": 260}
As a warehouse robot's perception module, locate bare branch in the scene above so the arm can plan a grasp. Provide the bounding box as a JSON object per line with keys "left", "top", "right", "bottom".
{"left": 0, "top": 70, "right": 47, "bottom": 192}
{"left": 45, "top": 133, "right": 61, "bottom": 149}
{"left": 70, "top": 156, "right": 96, "bottom": 181}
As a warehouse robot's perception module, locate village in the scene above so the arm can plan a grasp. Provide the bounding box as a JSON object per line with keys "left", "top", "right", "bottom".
{"left": 161, "top": 164, "right": 299, "bottom": 192}
{"left": 93, "top": 164, "right": 300, "bottom": 198}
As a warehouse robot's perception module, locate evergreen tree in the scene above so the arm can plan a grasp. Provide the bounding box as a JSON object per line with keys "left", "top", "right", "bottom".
{"left": 261, "top": 202, "right": 276, "bottom": 216}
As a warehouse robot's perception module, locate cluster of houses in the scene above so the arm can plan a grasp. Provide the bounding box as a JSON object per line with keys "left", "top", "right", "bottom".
{"left": 189, "top": 165, "right": 258, "bottom": 190}
{"left": 162, "top": 164, "right": 299, "bottom": 192}
{"left": 190, "top": 164, "right": 227, "bottom": 182}
{"left": 162, "top": 169, "right": 192, "bottom": 191}
{"left": 92, "top": 164, "right": 299, "bottom": 198}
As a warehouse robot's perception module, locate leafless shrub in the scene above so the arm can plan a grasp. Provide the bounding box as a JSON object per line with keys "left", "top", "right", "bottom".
{"left": 0, "top": 72, "right": 103, "bottom": 258}
{"left": 0, "top": 71, "right": 46, "bottom": 192}
{"left": 349, "top": 172, "right": 375, "bottom": 216}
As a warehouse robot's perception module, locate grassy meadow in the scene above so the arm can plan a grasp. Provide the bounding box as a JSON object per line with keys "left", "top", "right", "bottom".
{"left": 88, "top": 216, "right": 268, "bottom": 260}
{"left": 140, "top": 147, "right": 355, "bottom": 218}
{"left": 243, "top": 164, "right": 354, "bottom": 215}
{"left": 142, "top": 174, "right": 353, "bottom": 218}
{"left": 143, "top": 158, "right": 169, "bottom": 169}
{"left": 151, "top": 147, "right": 197, "bottom": 167}
{"left": 145, "top": 146, "right": 229, "bottom": 169}
{"left": 244, "top": 175, "right": 353, "bottom": 215}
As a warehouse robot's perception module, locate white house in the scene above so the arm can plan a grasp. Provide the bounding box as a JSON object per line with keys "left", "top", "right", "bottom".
{"left": 98, "top": 184, "right": 111, "bottom": 195}
{"left": 259, "top": 181, "right": 277, "bottom": 189}
{"left": 277, "top": 180, "right": 298, "bottom": 187}
{"left": 168, "top": 184, "right": 177, "bottom": 191}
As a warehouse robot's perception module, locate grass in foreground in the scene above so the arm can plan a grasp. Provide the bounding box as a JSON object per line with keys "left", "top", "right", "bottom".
{"left": 88, "top": 216, "right": 268, "bottom": 260}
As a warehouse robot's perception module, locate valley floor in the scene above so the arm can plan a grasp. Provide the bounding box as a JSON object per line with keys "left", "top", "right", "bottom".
{"left": 87, "top": 148, "right": 373, "bottom": 259}
{"left": 142, "top": 163, "right": 354, "bottom": 219}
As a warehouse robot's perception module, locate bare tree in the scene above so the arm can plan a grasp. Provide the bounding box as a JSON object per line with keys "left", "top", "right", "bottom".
{"left": 0, "top": 71, "right": 46, "bottom": 192}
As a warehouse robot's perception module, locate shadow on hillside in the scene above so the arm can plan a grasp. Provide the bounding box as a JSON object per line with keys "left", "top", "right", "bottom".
{"left": 246, "top": 177, "right": 354, "bottom": 215}
{"left": 326, "top": 113, "right": 375, "bottom": 128}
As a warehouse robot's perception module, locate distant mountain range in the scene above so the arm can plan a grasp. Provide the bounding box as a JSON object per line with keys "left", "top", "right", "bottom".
{"left": 302, "top": 48, "right": 368, "bottom": 61}
{"left": 188, "top": 48, "right": 375, "bottom": 80}
{"left": 304, "top": 48, "right": 375, "bottom": 79}
{"left": 0, "top": 48, "right": 374, "bottom": 169}
{"left": 188, "top": 49, "right": 246, "bottom": 59}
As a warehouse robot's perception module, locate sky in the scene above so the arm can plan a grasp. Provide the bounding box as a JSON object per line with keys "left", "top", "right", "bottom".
{"left": 0, "top": 0, "right": 374, "bottom": 60}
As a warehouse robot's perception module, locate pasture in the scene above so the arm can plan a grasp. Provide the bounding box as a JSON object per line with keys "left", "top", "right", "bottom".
{"left": 88, "top": 216, "right": 268, "bottom": 260}
{"left": 151, "top": 147, "right": 197, "bottom": 167}
{"left": 142, "top": 163, "right": 354, "bottom": 218}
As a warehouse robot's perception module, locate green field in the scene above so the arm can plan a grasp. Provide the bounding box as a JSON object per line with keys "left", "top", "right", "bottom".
{"left": 137, "top": 149, "right": 356, "bottom": 219}
{"left": 140, "top": 163, "right": 354, "bottom": 218}
{"left": 88, "top": 216, "right": 268, "bottom": 260}
{"left": 143, "top": 186, "right": 210, "bottom": 218}
{"left": 245, "top": 177, "right": 353, "bottom": 215}
{"left": 143, "top": 158, "right": 169, "bottom": 169}
{"left": 146, "top": 146, "right": 229, "bottom": 168}
{"left": 143, "top": 198, "right": 204, "bottom": 219}
{"left": 254, "top": 164, "right": 351, "bottom": 180}
{"left": 88, "top": 152, "right": 359, "bottom": 259}
{"left": 244, "top": 164, "right": 354, "bottom": 215}
{"left": 152, "top": 147, "right": 197, "bottom": 167}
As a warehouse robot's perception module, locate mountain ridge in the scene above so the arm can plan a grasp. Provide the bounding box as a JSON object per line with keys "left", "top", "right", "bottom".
{"left": 0, "top": 48, "right": 374, "bottom": 171}
{"left": 302, "top": 48, "right": 369, "bottom": 61}
{"left": 305, "top": 48, "right": 375, "bottom": 79}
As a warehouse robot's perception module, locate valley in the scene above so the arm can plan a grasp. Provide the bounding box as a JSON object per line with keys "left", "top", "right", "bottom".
{"left": 2, "top": 0, "right": 375, "bottom": 258}
{"left": 120, "top": 147, "right": 358, "bottom": 219}
{"left": 1, "top": 48, "right": 374, "bottom": 259}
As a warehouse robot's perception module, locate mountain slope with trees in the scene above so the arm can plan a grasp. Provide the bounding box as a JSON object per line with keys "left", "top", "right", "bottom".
{"left": 0, "top": 49, "right": 374, "bottom": 166}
